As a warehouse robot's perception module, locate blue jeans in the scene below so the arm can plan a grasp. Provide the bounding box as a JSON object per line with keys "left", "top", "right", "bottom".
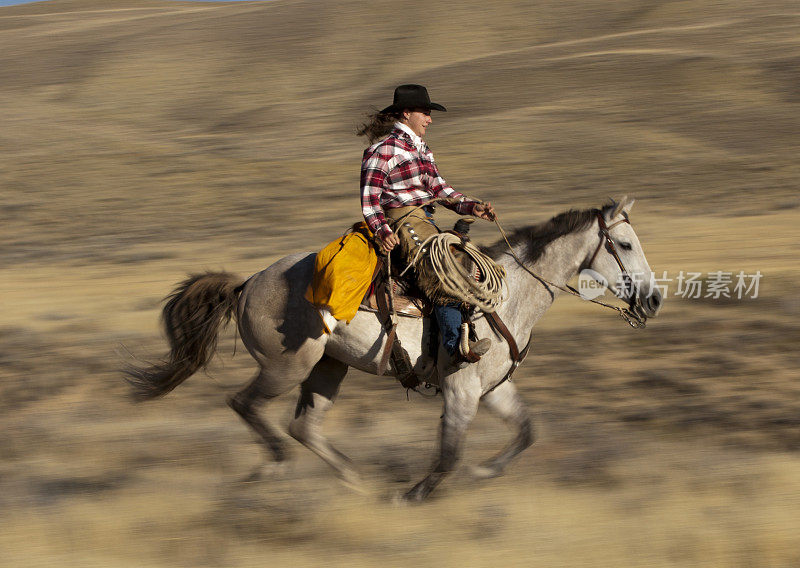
{"left": 433, "top": 302, "right": 462, "bottom": 356}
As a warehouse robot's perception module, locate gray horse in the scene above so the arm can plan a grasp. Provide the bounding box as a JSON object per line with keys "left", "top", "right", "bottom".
{"left": 127, "top": 197, "right": 661, "bottom": 502}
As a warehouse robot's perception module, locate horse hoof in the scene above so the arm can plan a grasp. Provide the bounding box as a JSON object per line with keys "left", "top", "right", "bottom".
{"left": 340, "top": 480, "right": 367, "bottom": 495}
{"left": 239, "top": 468, "right": 263, "bottom": 483}
{"left": 470, "top": 463, "right": 502, "bottom": 480}
{"left": 338, "top": 471, "right": 369, "bottom": 495}
{"left": 239, "top": 461, "right": 288, "bottom": 483}
{"left": 389, "top": 490, "right": 411, "bottom": 507}
{"left": 400, "top": 485, "right": 429, "bottom": 504}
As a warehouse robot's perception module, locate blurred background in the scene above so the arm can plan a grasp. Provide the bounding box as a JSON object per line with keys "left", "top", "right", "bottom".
{"left": 1, "top": 1, "right": 799, "bottom": 566}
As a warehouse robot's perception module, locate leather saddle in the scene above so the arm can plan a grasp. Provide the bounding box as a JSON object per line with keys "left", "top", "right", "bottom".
{"left": 356, "top": 222, "right": 532, "bottom": 392}
{"left": 359, "top": 266, "right": 430, "bottom": 319}
{"left": 359, "top": 216, "right": 479, "bottom": 319}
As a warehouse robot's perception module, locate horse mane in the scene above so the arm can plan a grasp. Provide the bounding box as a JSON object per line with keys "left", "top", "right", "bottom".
{"left": 483, "top": 202, "right": 615, "bottom": 264}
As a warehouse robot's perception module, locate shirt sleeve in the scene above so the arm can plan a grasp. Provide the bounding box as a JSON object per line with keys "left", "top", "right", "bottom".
{"left": 427, "top": 160, "right": 480, "bottom": 216}
{"left": 360, "top": 148, "right": 393, "bottom": 238}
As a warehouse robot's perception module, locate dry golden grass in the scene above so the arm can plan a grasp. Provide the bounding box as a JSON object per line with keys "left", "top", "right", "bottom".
{"left": 1, "top": 1, "right": 799, "bottom": 566}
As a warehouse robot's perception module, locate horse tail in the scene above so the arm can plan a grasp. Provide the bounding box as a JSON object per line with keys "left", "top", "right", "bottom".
{"left": 125, "top": 271, "right": 244, "bottom": 401}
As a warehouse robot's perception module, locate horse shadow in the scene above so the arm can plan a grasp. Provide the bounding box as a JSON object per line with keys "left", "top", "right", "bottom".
{"left": 277, "top": 253, "right": 325, "bottom": 352}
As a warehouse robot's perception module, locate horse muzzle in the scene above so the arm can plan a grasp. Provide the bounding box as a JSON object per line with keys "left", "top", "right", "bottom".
{"left": 631, "top": 286, "right": 662, "bottom": 319}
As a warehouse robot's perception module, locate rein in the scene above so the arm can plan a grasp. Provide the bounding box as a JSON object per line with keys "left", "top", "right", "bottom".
{"left": 383, "top": 197, "right": 646, "bottom": 328}
{"left": 492, "top": 211, "right": 647, "bottom": 329}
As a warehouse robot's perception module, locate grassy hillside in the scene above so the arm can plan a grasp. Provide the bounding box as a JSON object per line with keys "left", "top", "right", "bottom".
{"left": 1, "top": 1, "right": 798, "bottom": 566}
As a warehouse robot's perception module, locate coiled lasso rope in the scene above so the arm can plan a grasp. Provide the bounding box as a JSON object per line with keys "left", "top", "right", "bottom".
{"left": 400, "top": 232, "right": 506, "bottom": 313}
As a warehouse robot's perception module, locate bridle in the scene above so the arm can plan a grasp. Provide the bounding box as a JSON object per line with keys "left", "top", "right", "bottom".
{"left": 585, "top": 211, "right": 648, "bottom": 326}
{"left": 588, "top": 212, "right": 631, "bottom": 274}
{"left": 494, "top": 208, "right": 648, "bottom": 329}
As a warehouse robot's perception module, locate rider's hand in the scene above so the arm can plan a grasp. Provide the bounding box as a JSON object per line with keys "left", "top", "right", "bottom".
{"left": 473, "top": 202, "right": 496, "bottom": 221}
{"left": 379, "top": 231, "right": 400, "bottom": 254}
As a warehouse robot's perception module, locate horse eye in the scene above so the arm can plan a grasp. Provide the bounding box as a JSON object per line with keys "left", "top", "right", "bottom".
{"left": 619, "top": 242, "right": 633, "bottom": 251}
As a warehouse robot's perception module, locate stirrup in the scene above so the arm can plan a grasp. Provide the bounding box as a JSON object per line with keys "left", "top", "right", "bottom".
{"left": 457, "top": 323, "right": 491, "bottom": 364}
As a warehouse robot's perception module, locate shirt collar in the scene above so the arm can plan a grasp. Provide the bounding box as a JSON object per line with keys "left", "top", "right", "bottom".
{"left": 394, "top": 122, "right": 425, "bottom": 151}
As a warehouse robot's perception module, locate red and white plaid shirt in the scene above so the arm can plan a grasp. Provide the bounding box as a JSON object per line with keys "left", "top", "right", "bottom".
{"left": 361, "top": 123, "right": 478, "bottom": 238}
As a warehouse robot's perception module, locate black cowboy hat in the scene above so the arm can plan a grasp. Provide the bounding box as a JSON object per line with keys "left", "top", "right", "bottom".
{"left": 380, "top": 84, "right": 447, "bottom": 114}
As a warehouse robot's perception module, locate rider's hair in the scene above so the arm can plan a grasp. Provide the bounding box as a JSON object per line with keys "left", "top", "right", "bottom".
{"left": 356, "top": 110, "right": 402, "bottom": 143}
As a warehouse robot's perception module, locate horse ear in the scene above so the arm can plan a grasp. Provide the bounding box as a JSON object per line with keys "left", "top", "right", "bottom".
{"left": 622, "top": 196, "right": 635, "bottom": 213}
{"left": 610, "top": 195, "right": 635, "bottom": 218}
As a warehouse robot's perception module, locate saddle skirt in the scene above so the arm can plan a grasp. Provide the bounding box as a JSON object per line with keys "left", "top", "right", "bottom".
{"left": 359, "top": 275, "right": 431, "bottom": 319}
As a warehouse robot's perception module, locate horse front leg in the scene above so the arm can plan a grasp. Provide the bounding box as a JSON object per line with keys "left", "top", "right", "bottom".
{"left": 472, "top": 379, "right": 534, "bottom": 479}
{"left": 403, "top": 375, "right": 481, "bottom": 502}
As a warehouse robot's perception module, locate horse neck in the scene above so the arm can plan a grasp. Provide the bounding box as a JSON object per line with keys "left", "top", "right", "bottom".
{"left": 495, "top": 223, "right": 598, "bottom": 338}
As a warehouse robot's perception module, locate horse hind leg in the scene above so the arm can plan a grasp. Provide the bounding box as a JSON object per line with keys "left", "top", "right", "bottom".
{"left": 228, "top": 368, "right": 296, "bottom": 480}
{"left": 287, "top": 356, "right": 360, "bottom": 488}
{"left": 472, "top": 380, "right": 535, "bottom": 480}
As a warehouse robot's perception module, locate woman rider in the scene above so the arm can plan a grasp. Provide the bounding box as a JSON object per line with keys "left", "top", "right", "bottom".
{"left": 358, "top": 84, "right": 496, "bottom": 366}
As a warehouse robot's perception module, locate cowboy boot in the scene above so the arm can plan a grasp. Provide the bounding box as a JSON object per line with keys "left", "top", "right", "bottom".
{"left": 454, "top": 324, "right": 492, "bottom": 367}
{"left": 450, "top": 339, "right": 491, "bottom": 369}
